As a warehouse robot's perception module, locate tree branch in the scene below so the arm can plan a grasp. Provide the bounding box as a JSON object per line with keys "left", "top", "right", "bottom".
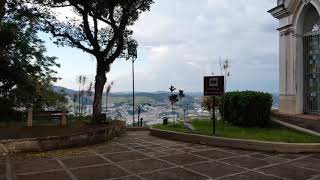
{"left": 48, "top": 23, "right": 94, "bottom": 54}
{"left": 106, "top": 33, "right": 124, "bottom": 66}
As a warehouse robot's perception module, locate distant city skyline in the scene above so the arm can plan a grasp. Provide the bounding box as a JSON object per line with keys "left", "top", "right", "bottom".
{"left": 43, "top": 0, "right": 279, "bottom": 93}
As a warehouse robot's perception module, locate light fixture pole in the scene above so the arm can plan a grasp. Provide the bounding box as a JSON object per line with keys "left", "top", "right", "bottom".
{"left": 131, "top": 57, "right": 136, "bottom": 126}
{"left": 126, "top": 40, "right": 138, "bottom": 127}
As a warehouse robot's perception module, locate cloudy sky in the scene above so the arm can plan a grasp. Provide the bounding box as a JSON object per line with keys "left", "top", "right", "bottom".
{"left": 43, "top": 0, "right": 279, "bottom": 93}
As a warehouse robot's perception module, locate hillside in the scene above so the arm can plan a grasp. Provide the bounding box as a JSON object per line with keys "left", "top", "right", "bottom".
{"left": 53, "top": 86, "right": 279, "bottom": 108}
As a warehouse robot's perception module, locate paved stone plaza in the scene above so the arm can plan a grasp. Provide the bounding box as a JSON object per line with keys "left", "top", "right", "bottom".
{"left": 1, "top": 131, "right": 320, "bottom": 180}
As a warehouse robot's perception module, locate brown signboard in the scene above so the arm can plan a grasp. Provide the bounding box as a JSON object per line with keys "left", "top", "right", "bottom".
{"left": 204, "top": 76, "right": 225, "bottom": 96}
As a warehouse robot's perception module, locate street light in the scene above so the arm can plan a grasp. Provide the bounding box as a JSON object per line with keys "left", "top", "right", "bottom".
{"left": 126, "top": 40, "right": 138, "bottom": 127}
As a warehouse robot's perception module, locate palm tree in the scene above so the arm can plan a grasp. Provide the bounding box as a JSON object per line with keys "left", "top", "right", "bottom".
{"left": 169, "top": 85, "right": 176, "bottom": 94}
{"left": 178, "top": 90, "right": 185, "bottom": 118}
{"left": 169, "top": 94, "right": 179, "bottom": 124}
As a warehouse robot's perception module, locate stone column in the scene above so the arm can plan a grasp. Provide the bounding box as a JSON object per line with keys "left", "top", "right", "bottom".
{"left": 27, "top": 108, "right": 33, "bottom": 127}
{"left": 62, "top": 111, "right": 67, "bottom": 127}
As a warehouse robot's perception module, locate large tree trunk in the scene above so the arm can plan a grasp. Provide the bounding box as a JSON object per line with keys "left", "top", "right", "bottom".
{"left": 93, "top": 60, "right": 107, "bottom": 123}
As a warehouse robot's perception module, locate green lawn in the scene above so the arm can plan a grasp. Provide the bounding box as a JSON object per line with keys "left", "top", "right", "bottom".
{"left": 153, "top": 118, "right": 320, "bottom": 143}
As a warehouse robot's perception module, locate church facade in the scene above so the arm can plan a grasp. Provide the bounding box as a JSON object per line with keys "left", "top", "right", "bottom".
{"left": 269, "top": 0, "right": 320, "bottom": 115}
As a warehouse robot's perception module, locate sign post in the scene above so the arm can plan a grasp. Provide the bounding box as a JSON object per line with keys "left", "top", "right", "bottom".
{"left": 204, "top": 76, "right": 224, "bottom": 135}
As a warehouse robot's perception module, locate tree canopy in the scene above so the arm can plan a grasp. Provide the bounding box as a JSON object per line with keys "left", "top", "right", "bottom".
{"left": 33, "top": 0, "right": 154, "bottom": 121}
{"left": 0, "top": 0, "right": 66, "bottom": 112}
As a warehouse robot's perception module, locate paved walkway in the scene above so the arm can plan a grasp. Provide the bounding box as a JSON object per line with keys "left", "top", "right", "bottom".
{"left": 1, "top": 131, "right": 320, "bottom": 180}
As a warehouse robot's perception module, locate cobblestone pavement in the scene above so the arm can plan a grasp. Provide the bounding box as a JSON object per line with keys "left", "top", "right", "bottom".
{"left": 1, "top": 131, "right": 320, "bottom": 180}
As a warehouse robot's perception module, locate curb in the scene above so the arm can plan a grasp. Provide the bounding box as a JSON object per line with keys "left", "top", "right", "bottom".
{"left": 271, "top": 117, "right": 320, "bottom": 137}
{"left": 150, "top": 128, "right": 320, "bottom": 153}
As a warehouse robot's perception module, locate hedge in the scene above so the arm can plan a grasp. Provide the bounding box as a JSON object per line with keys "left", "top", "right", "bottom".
{"left": 224, "top": 91, "right": 273, "bottom": 127}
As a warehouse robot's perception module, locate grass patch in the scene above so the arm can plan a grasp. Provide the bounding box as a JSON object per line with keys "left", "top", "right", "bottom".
{"left": 153, "top": 118, "right": 320, "bottom": 143}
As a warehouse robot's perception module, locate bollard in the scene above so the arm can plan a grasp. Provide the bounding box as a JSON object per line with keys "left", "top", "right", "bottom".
{"left": 27, "top": 108, "right": 33, "bottom": 127}
{"left": 140, "top": 118, "right": 143, "bottom": 127}
{"left": 62, "top": 111, "right": 67, "bottom": 127}
{"left": 163, "top": 117, "right": 168, "bottom": 125}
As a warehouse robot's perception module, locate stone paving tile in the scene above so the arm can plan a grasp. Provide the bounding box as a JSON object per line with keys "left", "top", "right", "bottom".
{"left": 138, "top": 137, "right": 160, "bottom": 142}
{"left": 311, "top": 154, "right": 320, "bottom": 159}
{"left": 160, "top": 153, "right": 208, "bottom": 166}
{"left": 61, "top": 155, "right": 109, "bottom": 168}
{"left": 263, "top": 157, "right": 287, "bottom": 164}
{"left": 276, "top": 153, "right": 306, "bottom": 160}
{"left": 221, "top": 156, "right": 271, "bottom": 169}
{"left": 184, "top": 161, "right": 245, "bottom": 179}
{"left": 112, "top": 175, "right": 142, "bottom": 180}
{"left": 94, "top": 144, "right": 130, "bottom": 154}
{"left": 14, "top": 159, "right": 62, "bottom": 174}
{"left": 192, "top": 149, "right": 238, "bottom": 160}
{"left": 219, "top": 171, "right": 283, "bottom": 180}
{"left": 0, "top": 163, "right": 5, "bottom": 176}
{"left": 141, "top": 167, "right": 207, "bottom": 180}
{"left": 161, "top": 149, "right": 185, "bottom": 155}
{"left": 140, "top": 150, "right": 168, "bottom": 157}
{"left": 104, "top": 151, "right": 147, "bottom": 163}
{"left": 135, "top": 147, "right": 160, "bottom": 154}
{"left": 219, "top": 148, "right": 257, "bottom": 155}
{"left": 124, "top": 143, "right": 144, "bottom": 148}
{"left": 17, "top": 170, "right": 72, "bottom": 180}
{"left": 187, "top": 144, "right": 214, "bottom": 151}
{"left": 117, "top": 158, "right": 174, "bottom": 174}
{"left": 153, "top": 147, "right": 171, "bottom": 151}
{"left": 114, "top": 139, "right": 144, "bottom": 144}
{"left": 249, "top": 153, "right": 271, "bottom": 160}
{"left": 71, "top": 164, "right": 129, "bottom": 180}
{"left": 287, "top": 157, "right": 320, "bottom": 171}
{"left": 12, "top": 155, "right": 54, "bottom": 163}
{"left": 168, "top": 145, "right": 187, "bottom": 149}
{"left": 175, "top": 148, "right": 194, "bottom": 153}
{"left": 259, "top": 164, "right": 320, "bottom": 180}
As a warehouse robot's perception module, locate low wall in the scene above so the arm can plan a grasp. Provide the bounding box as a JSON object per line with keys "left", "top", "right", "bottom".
{"left": 0, "top": 121, "right": 126, "bottom": 153}
{"left": 150, "top": 128, "right": 320, "bottom": 153}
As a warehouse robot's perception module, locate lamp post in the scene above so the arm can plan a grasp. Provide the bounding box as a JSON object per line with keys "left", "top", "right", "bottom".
{"left": 126, "top": 40, "right": 138, "bottom": 127}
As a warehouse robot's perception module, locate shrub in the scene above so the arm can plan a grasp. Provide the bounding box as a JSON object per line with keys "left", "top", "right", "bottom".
{"left": 224, "top": 91, "right": 272, "bottom": 127}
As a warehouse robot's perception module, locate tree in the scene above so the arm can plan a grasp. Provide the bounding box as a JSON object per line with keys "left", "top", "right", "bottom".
{"left": 73, "top": 93, "right": 77, "bottom": 115}
{"left": 219, "top": 58, "right": 231, "bottom": 90}
{"left": 35, "top": 0, "right": 154, "bottom": 122}
{"left": 0, "top": 0, "right": 6, "bottom": 24}
{"left": 169, "top": 94, "right": 179, "bottom": 119}
{"left": 177, "top": 90, "right": 185, "bottom": 118}
{"left": 105, "top": 80, "right": 114, "bottom": 114}
{"left": 0, "top": 1, "right": 62, "bottom": 111}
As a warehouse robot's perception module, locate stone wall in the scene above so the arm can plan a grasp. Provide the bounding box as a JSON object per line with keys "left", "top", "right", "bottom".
{"left": 0, "top": 120, "right": 126, "bottom": 153}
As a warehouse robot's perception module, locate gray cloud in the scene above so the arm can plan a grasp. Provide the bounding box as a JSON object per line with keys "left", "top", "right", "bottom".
{"left": 53, "top": 0, "right": 279, "bottom": 93}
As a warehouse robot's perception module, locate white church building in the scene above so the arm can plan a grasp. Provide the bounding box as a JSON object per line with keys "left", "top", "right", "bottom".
{"left": 269, "top": 0, "right": 320, "bottom": 115}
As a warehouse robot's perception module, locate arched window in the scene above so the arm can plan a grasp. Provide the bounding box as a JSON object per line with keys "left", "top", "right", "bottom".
{"left": 303, "top": 5, "right": 320, "bottom": 34}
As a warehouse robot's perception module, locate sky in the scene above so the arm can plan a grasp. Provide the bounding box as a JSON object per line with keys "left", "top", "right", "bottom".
{"left": 43, "top": 0, "right": 279, "bottom": 93}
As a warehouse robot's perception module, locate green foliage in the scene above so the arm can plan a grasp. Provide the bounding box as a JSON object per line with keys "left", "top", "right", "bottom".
{"left": 0, "top": 1, "right": 65, "bottom": 112}
{"left": 224, "top": 91, "right": 273, "bottom": 127}
{"left": 34, "top": 0, "right": 154, "bottom": 120}
{"left": 153, "top": 119, "right": 320, "bottom": 143}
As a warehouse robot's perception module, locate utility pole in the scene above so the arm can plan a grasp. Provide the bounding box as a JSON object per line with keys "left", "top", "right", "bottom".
{"left": 126, "top": 40, "right": 138, "bottom": 127}
{"left": 132, "top": 59, "right": 136, "bottom": 126}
